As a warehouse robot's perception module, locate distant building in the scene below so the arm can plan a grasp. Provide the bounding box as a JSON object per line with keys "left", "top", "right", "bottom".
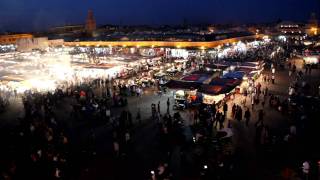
{"left": 16, "top": 37, "right": 49, "bottom": 52}
{"left": 48, "top": 39, "right": 65, "bottom": 47}
{"left": 0, "top": 34, "right": 33, "bottom": 45}
{"left": 49, "top": 25, "right": 84, "bottom": 35}
{"left": 276, "top": 21, "right": 305, "bottom": 40}
{"left": 306, "top": 13, "right": 318, "bottom": 36}
{"left": 85, "top": 10, "right": 96, "bottom": 35}
{"left": 48, "top": 10, "right": 97, "bottom": 38}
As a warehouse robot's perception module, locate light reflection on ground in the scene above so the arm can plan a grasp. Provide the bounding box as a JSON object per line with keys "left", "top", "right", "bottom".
{"left": 0, "top": 50, "right": 126, "bottom": 93}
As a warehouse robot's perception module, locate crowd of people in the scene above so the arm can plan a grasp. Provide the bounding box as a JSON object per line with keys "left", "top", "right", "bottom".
{"left": 0, "top": 39, "right": 319, "bottom": 179}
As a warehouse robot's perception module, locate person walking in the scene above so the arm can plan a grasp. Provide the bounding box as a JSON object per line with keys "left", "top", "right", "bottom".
{"left": 231, "top": 104, "right": 236, "bottom": 118}
{"left": 157, "top": 101, "right": 161, "bottom": 113}
{"left": 113, "top": 140, "right": 120, "bottom": 157}
{"left": 255, "top": 109, "right": 264, "bottom": 127}
{"left": 271, "top": 67, "right": 275, "bottom": 75}
{"left": 106, "top": 108, "right": 111, "bottom": 122}
{"left": 219, "top": 114, "right": 224, "bottom": 130}
{"left": 263, "top": 87, "right": 268, "bottom": 96}
{"left": 308, "top": 65, "right": 312, "bottom": 74}
{"left": 238, "top": 106, "right": 243, "bottom": 122}
{"left": 151, "top": 103, "right": 156, "bottom": 119}
{"left": 215, "top": 111, "right": 222, "bottom": 127}
{"left": 271, "top": 75, "right": 275, "bottom": 84}
{"left": 251, "top": 96, "right": 255, "bottom": 110}
{"left": 236, "top": 106, "right": 242, "bottom": 122}
{"left": 136, "top": 108, "right": 141, "bottom": 124}
{"left": 244, "top": 108, "right": 251, "bottom": 127}
{"left": 223, "top": 103, "right": 228, "bottom": 119}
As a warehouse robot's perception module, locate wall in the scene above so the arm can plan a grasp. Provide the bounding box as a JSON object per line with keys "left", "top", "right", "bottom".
{"left": 0, "top": 34, "right": 33, "bottom": 45}
{"left": 64, "top": 35, "right": 263, "bottom": 48}
{"left": 16, "top": 37, "right": 49, "bottom": 52}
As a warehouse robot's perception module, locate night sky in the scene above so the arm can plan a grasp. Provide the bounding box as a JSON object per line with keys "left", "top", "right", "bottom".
{"left": 0, "top": 0, "right": 319, "bottom": 31}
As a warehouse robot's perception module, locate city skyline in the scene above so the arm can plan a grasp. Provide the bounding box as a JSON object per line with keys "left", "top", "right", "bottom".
{"left": 0, "top": 0, "right": 319, "bottom": 32}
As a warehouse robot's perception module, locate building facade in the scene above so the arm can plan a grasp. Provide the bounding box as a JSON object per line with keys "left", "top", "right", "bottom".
{"left": 0, "top": 34, "right": 33, "bottom": 45}
{"left": 16, "top": 37, "right": 49, "bottom": 52}
{"left": 276, "top": 22, "right": 305, "bottom": 41}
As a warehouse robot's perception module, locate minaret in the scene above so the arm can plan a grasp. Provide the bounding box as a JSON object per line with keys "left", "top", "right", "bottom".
{"left": 85, "top": 10, "right": 96, "bottom": 35}
{"left": 307, "top": 13, "right": 318, "bottom": 36}
{"left": 309, "top": 13, "right": 318, "bottom": 26}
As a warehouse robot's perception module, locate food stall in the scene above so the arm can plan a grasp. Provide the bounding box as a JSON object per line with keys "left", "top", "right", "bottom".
{"left": 173, "top": 89, "right": 200, "bottom": 109}
{"left": 303, "top": 56, "right": 319, "bottom": 65}
{"left": 154, "top": 72, "right": 168, "bottom": 85}
{"left": 200, "top": 85, "right": 227, "bottom": 105}
{"left": 165, "top": 80, "right": 202, "bottom": 108}
{"left": 166, "top": 67, "right": 179, "bottom": 77}
{"left": 200, "top": 78, "right": 241, "bottom": 105}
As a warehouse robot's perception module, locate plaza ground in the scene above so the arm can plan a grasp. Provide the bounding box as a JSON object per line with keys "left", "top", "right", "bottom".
{"left": 0, "top": 57, "right": 319, "bottom": 179}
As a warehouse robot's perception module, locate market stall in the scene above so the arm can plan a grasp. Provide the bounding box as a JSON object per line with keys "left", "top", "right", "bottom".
{"left": 200, "top": 85, "right": 227, "bottom": 105}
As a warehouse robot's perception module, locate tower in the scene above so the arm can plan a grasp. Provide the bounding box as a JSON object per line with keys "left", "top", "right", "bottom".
{"left": 85, "top": 10, "right": 96, "bottom": 35}
{"left": 309, "top": 13, "right": 318, "bottom": 28}
{"left": 307, "top": 13, "right": 318, "bottom": 36}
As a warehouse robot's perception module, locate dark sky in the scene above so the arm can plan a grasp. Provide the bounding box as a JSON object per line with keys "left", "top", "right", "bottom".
{"left": 0, "top": 0, "right": 319, "bottom": 31}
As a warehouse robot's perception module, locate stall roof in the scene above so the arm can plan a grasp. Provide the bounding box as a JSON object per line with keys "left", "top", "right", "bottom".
{"left": 211, "top": 61, "right": 262, "bottom": 68}
{"left": 204, "top": 63, "right": 228, "bottom": 70}
{"left": 165, "top": 80, "right": 202, "bottom": 90}
{"left": 209, "top": 77, "right": 241, "bottom": 87}
{"left": 181, "top": 74, "right": 211, "bottom": 83}
{"left": 191, "top": 70, "right": 216, "bottom": 75}
{"left": 198, "top": 84, "right": 234, "bottom": 95}
{"left": 222, "top": 71, "right": 245, "bottom": 79}
{"left": 235, "top": 67, "right": 255, "bottom": 73}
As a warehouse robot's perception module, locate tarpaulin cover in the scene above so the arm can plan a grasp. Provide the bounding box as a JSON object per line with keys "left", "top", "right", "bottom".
{"left": 181, "top": 74, "right": 211, "bottom": 83}
{"left": 191, "top": 71, "right": 215, "bottom": 75}
{"left": 165, "top": 80, "right": 202, "bottom": 90}
{"left": 198, "top": 84, "right": 234, "bottom": 95}
{"left": 204, "top": 64, "right": 228, "bottom": 70}
{"left": 209, "top": 78, "right": 241, "bottom": 87}
{"left": 222, "top": 71, "right": 245, "bottom": 79}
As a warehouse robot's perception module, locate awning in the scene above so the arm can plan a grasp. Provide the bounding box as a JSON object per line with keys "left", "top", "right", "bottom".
{"left": 165, "top": 80, "right": 202, "bottom": 90}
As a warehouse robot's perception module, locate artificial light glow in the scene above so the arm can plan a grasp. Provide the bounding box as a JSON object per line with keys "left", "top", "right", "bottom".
{"left": 0, "top": 48, "right": 128, "bottom": 93}
{"left": 303, "top": 56, "right": 319, "bottom": 64}
{"left": 278, "top": 35, "right": 287, "bottom": 42}
{"left": 303, "top": 41, "right": 312, "bottom": 46}
{"left": 311, "top": 27, "right": 318, "bottom": 35}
